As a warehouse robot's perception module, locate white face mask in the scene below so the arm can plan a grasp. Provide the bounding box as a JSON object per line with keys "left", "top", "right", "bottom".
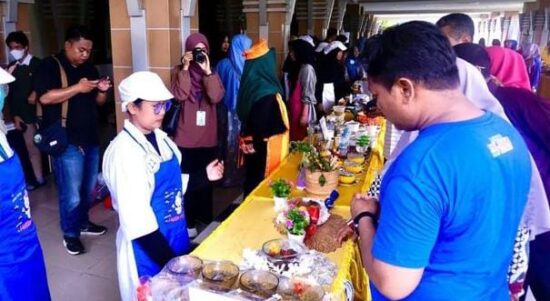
{"left": 9, "top": 49, "right": 25, "bottom": 61}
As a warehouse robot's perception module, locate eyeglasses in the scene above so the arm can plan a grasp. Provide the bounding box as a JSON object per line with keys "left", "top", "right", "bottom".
{"left": 152, "top": 101, "right": 172, "bottom": 115}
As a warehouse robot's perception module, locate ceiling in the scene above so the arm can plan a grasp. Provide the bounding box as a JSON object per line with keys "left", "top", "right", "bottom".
{"left": 354, "top": 0, "right": 535, "bottom": 14}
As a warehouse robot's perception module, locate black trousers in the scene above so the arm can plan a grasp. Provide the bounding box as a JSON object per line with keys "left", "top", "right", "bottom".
{"left": 7, "top": 129, "right": 36, "bottom": 184}
{"left": 179, "top": 146, "right": 217, "bottom": 228}
{"left": 522, "top": 232, "right": 550, "bottom": 300}
{"left": 243, "top": 140, "right": 267, "bottom": 197}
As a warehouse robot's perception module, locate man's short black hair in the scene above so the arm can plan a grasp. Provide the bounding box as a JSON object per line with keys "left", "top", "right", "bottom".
{"left": 65, "top": 25, "right": 93, "bottom": 43}
{"left": 6, "top": 31, "right": 29, "bottom": 47}
{"left": 436, "top": 13, "right": 475, "bottom": 41}
{"left": 453, "top": 43, "right": 491, "bottom": 78}
{"left": 367, "top": 21, "right": 459, "bottom": 91}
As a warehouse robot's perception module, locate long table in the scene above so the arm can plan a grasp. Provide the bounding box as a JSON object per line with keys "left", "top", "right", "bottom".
{"left": 192, "top": 121, "right": 386, "bottom": 300}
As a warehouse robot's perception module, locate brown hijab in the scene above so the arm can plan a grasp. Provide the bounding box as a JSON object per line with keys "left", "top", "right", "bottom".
{"left": 185, "top": 33, "right": 210, "bottom": 103}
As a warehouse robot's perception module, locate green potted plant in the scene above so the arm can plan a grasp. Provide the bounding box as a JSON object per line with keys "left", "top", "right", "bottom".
{"left": 355, "top": 134, "right": 370, "bottom": 153}
{"left": 270, "top": 178, "right": 292, "bottom": 211}
{"left": 283, "top": 204, "right": 310, "bottom": 243}
{"left": 290, "top": 141, "right": 339, "bottom": 197}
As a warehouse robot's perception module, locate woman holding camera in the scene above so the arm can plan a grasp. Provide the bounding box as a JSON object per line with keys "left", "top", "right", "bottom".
{"left": 171, "top": 33, "right": 225, "bottom": 238}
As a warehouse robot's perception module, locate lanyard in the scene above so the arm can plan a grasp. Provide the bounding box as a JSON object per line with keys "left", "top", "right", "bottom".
{"left": 123, "top": 128, "right": 176, "bottom": 156}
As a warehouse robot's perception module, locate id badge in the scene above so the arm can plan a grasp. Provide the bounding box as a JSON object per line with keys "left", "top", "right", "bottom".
{"left": 196, "top": 111, "right": 206, "bottom": 126}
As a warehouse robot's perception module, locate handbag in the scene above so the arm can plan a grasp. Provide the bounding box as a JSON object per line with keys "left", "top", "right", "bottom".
{"left": 162, "top": 99, "right": 181, "bottom": 136}
{"left": 33, "top": 56, "right": 69, "bottom": 156}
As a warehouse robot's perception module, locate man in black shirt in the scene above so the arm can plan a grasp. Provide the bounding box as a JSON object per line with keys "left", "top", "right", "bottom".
{"left": 34, "top": 25, "right": 111, "bottom": 255}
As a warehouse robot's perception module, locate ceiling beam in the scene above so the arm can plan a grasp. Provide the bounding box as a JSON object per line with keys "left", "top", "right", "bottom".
{"left": 360, "top": 0, "right": 534, "bottom": 14}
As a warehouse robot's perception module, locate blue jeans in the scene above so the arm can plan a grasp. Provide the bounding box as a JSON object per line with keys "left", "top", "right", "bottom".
{"left": 53, "top": 144, "right": 99, "bottom": 238}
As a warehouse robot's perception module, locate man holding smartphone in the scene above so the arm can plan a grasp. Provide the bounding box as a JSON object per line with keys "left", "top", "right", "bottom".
{"left": 34, "top": 25, "right": 111, "bottom": 255}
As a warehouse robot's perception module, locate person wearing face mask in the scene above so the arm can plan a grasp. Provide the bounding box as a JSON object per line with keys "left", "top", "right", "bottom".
{"left": 34, "top": 25, "right": 112, "bottom": 255}
{"left": 0, "top": 67, "right": 51, "bottom": 300}
{"left": 5, "top": 31, "right": 45, "bottom": 191}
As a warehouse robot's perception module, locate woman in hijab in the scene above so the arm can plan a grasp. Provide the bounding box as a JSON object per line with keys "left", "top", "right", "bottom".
{"left": 455, "top": 43, "right": 550, "bottom": 301}
{"left": 171, "top": 33, "right": 225, "bottom": 238}
{"left": 504, "top": 39, "right": 519, "bottom": 51}
{"left": 484, "top": 46, "right": 532, "bottom": 90}
{"left": 281, "top": 38, "right": 301, "bottom": 103}
{"left": 288, "top": 37, "right": 317, "bottom": 141}
{"left": 345, "top": 45, "right": 366, "bottom": 83}
{"left": 216, "top": 34, "right": 252, "bottom": 187}
{"left": 237, "top": 39, "right": 289, "bottom": 195}
{"left": 211, "top": 33, "right": 230, "bottom": 68}
{"left": 520, "top": 41, "right": 542, "bottom": 92}
{"left": 317, "top": 41, "right": 348, "bottom": 113}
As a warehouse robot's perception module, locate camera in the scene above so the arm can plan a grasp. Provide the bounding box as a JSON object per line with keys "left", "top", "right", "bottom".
{"left": 192, "top": 48, "right": 206, "bottom": 63}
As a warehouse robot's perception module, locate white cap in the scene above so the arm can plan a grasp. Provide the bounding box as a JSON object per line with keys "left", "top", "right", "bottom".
{"left": 118, "top": 71, "right": 174, "bottom": 112}
{"left": 298, "top": 35, "right": 315, "bottom": 47}
{"left": 0, "top": 68, "right": 15, "bottom": 84}
{"left": 323, "top": 41, "right": 347, "bottom": 55}
{"left": 315, "top": 42, "right": 329, "bottom": 53}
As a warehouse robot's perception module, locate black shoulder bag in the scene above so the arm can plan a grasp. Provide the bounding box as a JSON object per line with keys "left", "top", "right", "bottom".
{"left": 33, "top": 56, "right": 69, "bottom": 156}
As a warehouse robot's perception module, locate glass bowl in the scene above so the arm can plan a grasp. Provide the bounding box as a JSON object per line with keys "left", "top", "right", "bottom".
{"left": 239, "top": 269, "right": 279, "bottom": 298}
{"left": 277, "top": 277, "right": 325, "bottom": 301}
{"left": 262, "top": 238, "right": 306, "bottom": 262}
{"left": 166, "top": 255, "right": 203, "bottom": 279}
{"left": 201, "top": 260, "right": 240, "bottom": 292}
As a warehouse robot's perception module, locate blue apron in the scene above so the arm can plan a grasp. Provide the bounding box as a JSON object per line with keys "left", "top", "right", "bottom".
{"left": 127, "top": 133, "right": 190, "bottom": 277}
{"left": 0, "top": 145, "right": 51, "bottom": 301}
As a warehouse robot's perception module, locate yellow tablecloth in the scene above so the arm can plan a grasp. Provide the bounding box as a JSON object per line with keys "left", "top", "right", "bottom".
{"left": 539, "top": 74, "right": 550, "bottom": 100}
{"left": 192, "top": 121, "right": 387, "bottom": 301}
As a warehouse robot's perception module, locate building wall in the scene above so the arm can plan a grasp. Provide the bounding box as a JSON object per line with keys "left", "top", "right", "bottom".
{"left": 108, "top": 0, "right": 199, "bottom": 131}
{"left": 0, "top": 3, "right": 33, "bottom": 63}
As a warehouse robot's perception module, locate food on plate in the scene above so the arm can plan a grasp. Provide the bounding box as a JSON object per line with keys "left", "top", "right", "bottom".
{"left": 347, "top": 152, "right": 365, "bottom": 164}
{"left": 262, "top": 239, "right": 305, "bottom": 261}
{"left": 278, "top": 278, "right": 324, "bottom": 301}
{"left": 239, "top": 270, "right": 279, "bottom": 298}
{"left": 344, "top": 160, "right": 362, "bottom": 173}
{"left": 201, "top": 261, "right": 239, "bottom": 291}
{"left": 166, "top": 255, "right": 202, "bottom": 278}
{"left": 338, "top": 170, "right": 356, "bottom": 184}
{"left": 305, "top": 215, "right": 347, "bottom": 253}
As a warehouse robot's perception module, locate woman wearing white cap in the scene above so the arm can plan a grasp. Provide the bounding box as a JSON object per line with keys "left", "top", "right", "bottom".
{"left": 102, "top": 71, "right": 223, "bottom": 301}
{"left": 317, "top": 40, "right": 348, "bottom": 113}
{"left": 0, "top": 67, "right": 51, "bottom": 300}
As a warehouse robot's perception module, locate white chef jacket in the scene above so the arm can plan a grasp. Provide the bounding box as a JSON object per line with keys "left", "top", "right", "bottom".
{"left": 102, "top": 120, "right": 189, "bottom": 301}
{"left": 0, "top": 131, "right": 14, "bottom": 162}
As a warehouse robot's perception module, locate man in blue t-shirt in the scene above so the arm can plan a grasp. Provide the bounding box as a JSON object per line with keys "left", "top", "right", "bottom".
{"left": 349, "top": 22, "right": 531, "bottom": 300}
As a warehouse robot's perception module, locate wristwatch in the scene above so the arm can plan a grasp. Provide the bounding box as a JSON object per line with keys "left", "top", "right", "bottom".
{"left": 353, "top": 211, "right": 378, "bottom": 234}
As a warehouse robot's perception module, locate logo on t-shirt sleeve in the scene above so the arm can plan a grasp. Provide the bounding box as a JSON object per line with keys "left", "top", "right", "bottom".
{"left": 487, "top": 134, "right": 514, "bottom": 157}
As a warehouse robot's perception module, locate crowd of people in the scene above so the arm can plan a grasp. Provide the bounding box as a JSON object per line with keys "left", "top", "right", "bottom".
{"left": 0, "top": 11, "right": 549, "bottom": 301}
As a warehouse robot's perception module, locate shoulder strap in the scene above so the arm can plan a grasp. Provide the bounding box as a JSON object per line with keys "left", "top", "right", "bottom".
{"left": 36, "top": 55, "right": 69, "bottom": 128}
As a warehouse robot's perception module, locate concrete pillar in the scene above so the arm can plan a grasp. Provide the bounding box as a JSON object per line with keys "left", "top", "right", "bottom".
{"left": 0, "top": 2, "right": 33, "bottom": 63}
{"left": 109, "top": 0, "right": 195, "bottom": 131}
{"left": 243, "top": 1, "right": 289, "bottom": 71}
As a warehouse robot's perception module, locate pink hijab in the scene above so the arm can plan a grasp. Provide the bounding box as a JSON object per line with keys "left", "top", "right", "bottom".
{"left": 185, "top": 33, "right": 210, "bottom": 103}
{"left": 486, "top": 46, "right": 531, "bottom": 90}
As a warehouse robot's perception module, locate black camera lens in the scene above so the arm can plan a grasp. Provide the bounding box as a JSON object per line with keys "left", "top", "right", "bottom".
{"left": 192, "top": 48, "right": 206, "bottom": 63}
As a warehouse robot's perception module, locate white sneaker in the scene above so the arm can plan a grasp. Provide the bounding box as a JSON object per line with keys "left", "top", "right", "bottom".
{"left": 187, "top": 228, "right": 198, "bottom": 238}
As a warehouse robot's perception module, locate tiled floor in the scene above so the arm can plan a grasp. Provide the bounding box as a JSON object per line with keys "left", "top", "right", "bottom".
{"left": 29, "top": 180, "right": 121, "bottom": 301}
{"left": 28, "top": 177, "right": 241, "bottom": 301}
